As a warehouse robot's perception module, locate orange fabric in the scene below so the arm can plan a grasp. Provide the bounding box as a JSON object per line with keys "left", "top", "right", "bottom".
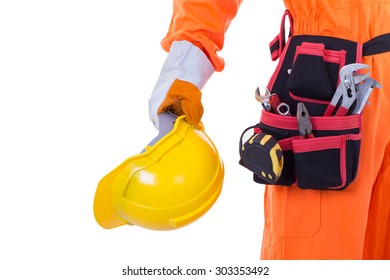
{"left": 158, "top": 79, "right": 204, "bottom": 125}
{"left": 363, "top": 140, "right": 390, "bottom": 259}
{"left": 161, "top": 0, "right": 242, "bottom": 71}
{"left": 163, "top": 0, "right": 390, "bottom": 259}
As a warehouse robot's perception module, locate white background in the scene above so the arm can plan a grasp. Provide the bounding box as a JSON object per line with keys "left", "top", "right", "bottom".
{"left": 1, "top": 1, "right": 389, "bottom": 279}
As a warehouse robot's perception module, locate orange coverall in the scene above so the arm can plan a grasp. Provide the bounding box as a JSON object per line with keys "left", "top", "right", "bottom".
{"left": 162, "top": 0, "right": 390, "bottom": 259}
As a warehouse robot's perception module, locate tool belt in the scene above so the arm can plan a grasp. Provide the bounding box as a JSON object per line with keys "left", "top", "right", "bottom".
{"left": 240, "top": 11, "right": 390, "bottom": 191}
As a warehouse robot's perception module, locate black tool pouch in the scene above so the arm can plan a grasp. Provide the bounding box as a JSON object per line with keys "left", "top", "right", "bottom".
{"left": 239, "top": 11, "right": 390, "bottom": 190}
{"left": 264, "top": 20, "right": 362, "bottom": 190}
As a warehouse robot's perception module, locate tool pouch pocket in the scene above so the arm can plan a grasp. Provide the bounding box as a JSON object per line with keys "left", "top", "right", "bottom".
{"left": 268, "top": 35, "right": 362, "bottom": 116}
{"left": 286, "top": 42, "right": 346, "bottom": 112}
{"left": 252, "top": 111, "right": 362, "bottom": 191}
{"left": 292, "top": 133, "right": 361, "bottom": 190}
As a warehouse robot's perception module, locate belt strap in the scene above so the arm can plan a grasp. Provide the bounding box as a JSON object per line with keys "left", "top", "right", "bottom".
{"left": 363, "top": 33, "right": 390, "bottom": 56}
{"left": 269, "top": 10, "right": 293, "bottom": 61}
{"left": 270, "top": 11, "right": 390, "bottom": 59}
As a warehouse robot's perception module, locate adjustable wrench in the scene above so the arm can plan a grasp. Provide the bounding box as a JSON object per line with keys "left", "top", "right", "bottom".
{"left": 324, "top": 63, "right": 370, "bottom": 116}
{"left": 255, "top": 87, "right": 272, "bottom": 112}
{"left": 255, "top": 87, "right": 290, "bottom": 115}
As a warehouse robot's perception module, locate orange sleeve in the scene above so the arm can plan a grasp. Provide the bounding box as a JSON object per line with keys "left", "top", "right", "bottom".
{"left": 161, "top": 0, "right": 243, "bottom": 72}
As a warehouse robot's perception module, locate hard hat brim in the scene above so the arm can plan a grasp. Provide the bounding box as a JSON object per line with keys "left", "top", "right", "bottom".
{"left": 93, "top": 159, "right": 131, "bottom": 229}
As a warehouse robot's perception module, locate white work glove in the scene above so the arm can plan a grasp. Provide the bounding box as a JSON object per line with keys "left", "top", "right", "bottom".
{"left": 148, "top": 40, "right": 214, "bottom": 129}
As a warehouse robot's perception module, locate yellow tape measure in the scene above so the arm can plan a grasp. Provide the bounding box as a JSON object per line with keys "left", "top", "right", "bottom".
{"left": 240, "top": 131, "right": 284, "bottom": 184}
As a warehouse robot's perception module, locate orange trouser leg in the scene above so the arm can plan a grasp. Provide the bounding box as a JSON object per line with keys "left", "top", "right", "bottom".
{"left": 363, "top": 140, "right": 390, "bottom": 260}
{"left": 261, "top": 175, "right": 377, "bottom": 259}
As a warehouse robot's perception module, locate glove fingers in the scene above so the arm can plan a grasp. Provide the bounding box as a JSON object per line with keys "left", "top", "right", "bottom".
{"left": 158, "top": 96, "right": 184, "bottom": 116}
{"left": 180, "top": 98, "right": 203, "bottom": 125}
{"left": 157, "top": 79, "right": 203, "bottom": 125}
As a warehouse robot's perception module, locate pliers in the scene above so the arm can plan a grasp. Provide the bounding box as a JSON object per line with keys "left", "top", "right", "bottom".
{"left": 297, "top": 103, "right": 314, "bottom": 139}
{"left": 350, "top": 77, "right": 382, "bottom": 115}
{"left": 324, "top": 63, "right": 370, "bottom": 116}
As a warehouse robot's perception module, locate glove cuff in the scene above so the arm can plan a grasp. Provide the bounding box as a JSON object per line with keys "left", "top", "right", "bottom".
{"left": 159, "top": 40, "right": 214, "bottom": 89}
{"left": 149, "top": 40, "right": 214, "bottom": 128}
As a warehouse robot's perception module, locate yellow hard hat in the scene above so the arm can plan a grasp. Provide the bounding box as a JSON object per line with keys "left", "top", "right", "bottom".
{"left": 93, "top": 115, "right": 224, "bottom": 230}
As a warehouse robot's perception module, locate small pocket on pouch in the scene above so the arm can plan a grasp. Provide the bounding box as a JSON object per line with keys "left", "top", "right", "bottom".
{"left": 292, "top": 134, "right": 361, "bottom": 190}
{"left": 286, "top": 42, "right": 346, "bottom": 114}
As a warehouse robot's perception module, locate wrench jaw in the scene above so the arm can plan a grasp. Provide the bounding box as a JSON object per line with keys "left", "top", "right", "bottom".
{"left": 350, "top": 77, "right": 382, "bottom": 115}
{"left": 255, "top": 87, "right": 272, "bottom": 112}
{"left": 325, "top": 63, "right": 371, "bottom": 116}
{"left": 339, "top": 63, "right": 369, "bottom": 78}
{"left": 351, "top": 72, "right": 370, "bottom": 84}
